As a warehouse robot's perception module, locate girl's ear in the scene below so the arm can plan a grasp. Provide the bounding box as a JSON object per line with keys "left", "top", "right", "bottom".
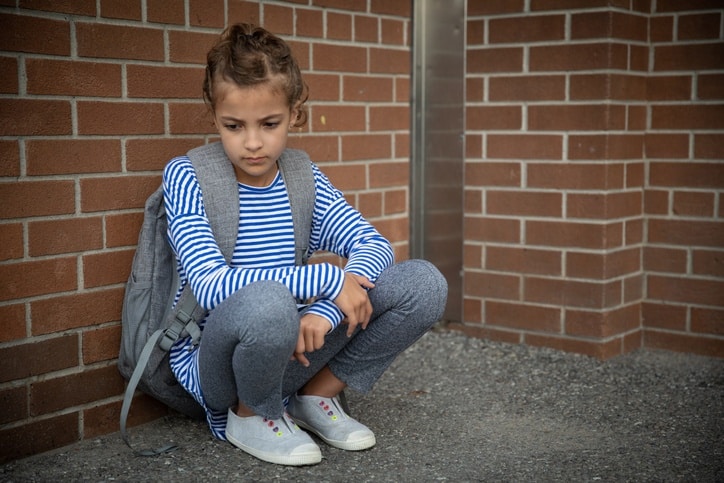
{"left": 289, "top": 103, "right": 301, "bottom": 129}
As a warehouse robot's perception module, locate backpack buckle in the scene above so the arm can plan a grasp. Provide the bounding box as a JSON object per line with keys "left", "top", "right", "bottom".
{"left": 158, "top": 310, "right": 191, "bottom": 351}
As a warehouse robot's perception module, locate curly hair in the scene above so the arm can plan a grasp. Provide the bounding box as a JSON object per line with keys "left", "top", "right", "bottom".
{"left": 203, "top": 23, "right": 308, "bottom": 127}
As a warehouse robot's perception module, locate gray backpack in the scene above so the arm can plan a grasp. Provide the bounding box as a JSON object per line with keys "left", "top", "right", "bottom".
{"left": 118, "top": 142, "right": 315, "bottom": 455}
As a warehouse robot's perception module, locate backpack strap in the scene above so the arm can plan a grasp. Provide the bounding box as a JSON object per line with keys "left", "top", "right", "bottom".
{"left": 278, "top": 148, "right": 316, "bottom": 266}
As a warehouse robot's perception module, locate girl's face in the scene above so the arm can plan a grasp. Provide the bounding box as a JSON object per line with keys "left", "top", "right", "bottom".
{"left": 212, "top": 79, "right": 296, "bottom": 187}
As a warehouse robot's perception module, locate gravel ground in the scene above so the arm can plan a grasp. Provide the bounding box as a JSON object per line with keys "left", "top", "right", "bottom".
{"left": 2, "top": 328, "right": 723, "bottom": 482}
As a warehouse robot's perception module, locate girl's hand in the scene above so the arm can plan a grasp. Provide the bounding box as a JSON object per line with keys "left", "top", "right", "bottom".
{"left": 334, "top": 272, "right": 374, "bottom": 337}
{"left": 292, "top": 313, "right": 330, "bottom": 367}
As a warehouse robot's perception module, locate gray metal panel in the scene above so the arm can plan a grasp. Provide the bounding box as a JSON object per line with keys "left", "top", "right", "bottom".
{"left": 411, "top": 0, "right": 465, "bottom": 322}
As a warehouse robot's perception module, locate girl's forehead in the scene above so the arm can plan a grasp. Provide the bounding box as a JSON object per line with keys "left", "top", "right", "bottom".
{"left": 213, "top": 79, "right": 290, "bottom": 116}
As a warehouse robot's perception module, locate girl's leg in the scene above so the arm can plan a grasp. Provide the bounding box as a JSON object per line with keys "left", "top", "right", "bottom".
{"left": 198, "top": 280, "right": 299, "bottom": 419}
{"left": 282, "top": 259, "right": 448, "bottom": 397}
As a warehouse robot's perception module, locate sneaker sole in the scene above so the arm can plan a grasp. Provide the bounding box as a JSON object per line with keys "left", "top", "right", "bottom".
{"left": 226, "top": 433, "right": 322, "bottom": 466}
{"left": 294, "top": 419, "right": 376, "bottom": 451}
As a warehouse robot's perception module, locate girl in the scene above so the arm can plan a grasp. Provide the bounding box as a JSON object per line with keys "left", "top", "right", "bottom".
{"left": 163, "top": 23, "right": 447, "bottom": 466}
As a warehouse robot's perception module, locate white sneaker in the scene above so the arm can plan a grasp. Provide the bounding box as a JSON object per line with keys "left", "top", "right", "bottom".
{"left": 225, "top": 408, "right": 322, "bottom": 466}
{"left": 286, "top": 395, "right": 376, "bottom": 451}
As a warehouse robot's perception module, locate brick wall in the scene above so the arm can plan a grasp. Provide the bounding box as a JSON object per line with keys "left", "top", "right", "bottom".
{"left": 459, "top": 0, "right": 723, "bottom": 359}
{"left": 0, "top": 0, "right": 411, "bottom": 462}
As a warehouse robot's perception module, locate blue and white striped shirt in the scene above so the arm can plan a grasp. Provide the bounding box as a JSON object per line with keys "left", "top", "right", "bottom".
{"left": 162, "top": 155, "right": 393, "bottom": 439}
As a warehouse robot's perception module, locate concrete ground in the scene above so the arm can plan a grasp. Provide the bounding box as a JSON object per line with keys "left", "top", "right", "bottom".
{"left": 2, "top": 328, "right": 722, "bottom": 482}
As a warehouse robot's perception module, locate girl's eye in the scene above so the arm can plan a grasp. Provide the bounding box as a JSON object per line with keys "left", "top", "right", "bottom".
{"left": 225, "top": 124, "right": 240, "bottom": 131}
{"left": 264, "top": 122, "right": 280, "bottom": 129}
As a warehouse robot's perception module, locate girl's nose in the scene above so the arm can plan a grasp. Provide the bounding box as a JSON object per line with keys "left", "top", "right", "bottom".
{"left": 244, "top": 129, "right": 262, "bottom": 151}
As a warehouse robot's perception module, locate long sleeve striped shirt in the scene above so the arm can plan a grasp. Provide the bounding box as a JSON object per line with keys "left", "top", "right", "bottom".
{"left": 162, "top": 154, "right": 394, "bottom": 439}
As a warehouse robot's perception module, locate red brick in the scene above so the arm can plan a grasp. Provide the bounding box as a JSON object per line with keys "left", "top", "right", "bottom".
{"left": 645, "top": 75, "right": 693, "bottom": 100}
{"left": 644, "top": 329, "right": 723, "bottom": 358}
{"left": 147, "top": 0, "right": 185, "bottom": 24}
{"left": 296, "top": 8, "right": 324, "bottom": 38}
{"left": 313, "top": 0, "right": 366, "bottom": 11}
{"left": 530, "top": 105, "right": 626, "bottom": 131}
{"left": 525, "top": 276, "right": 621, "bottom": 309}
{"left": 644, "top": 189, "right": 669, "bottom": 215}
{"left": 99, "top": 0, "right": 141, "bottom": 20}
{"left": 328, "top": 12, "right": 352, "bottom": 40}
{"left": 373, "top": 216, "right": 408, "bottom": 244}
{"left": 341, "top": 134, "right": 391, "bottom": 161}
{"left": 694, "top": 134, "right": 724, "bottom": 159}
{"left": 465, "top": 271, "right": 520, "bottom": 300}
{"left": 568, "top": 192, "right": 642, "bottom": 220}
{"left": 0, "top": 385, "right": 27, "bottom": 425}
{"left": 0, "top": 223, "right": 23, "bottom": 262}
{"left": 526, "top": 220, "right": 622, "bottom": 249}
{"left": 314, "top": 44, "right": 366, "bottom": 72}
{"left": 449, "top": 322, "right": 523, "bottom": 345}
{"left": 169, "top": 30, "right": 218, "bottom": 64}
{"left": 81, "top": 175, "right": 159, "bottom": 212}
{"left": 486, "top": 300, "right": 561, "bottom": 332}
{"left": 287, "top": 134, "right": 339, "bottom": 162}
{"left": 650, "top": 162, "right": 724, "bottom": 188}
{"left": 530, "top": 43, "right": 627, "bottom": 71}
{"left": 381, "top": 18, "right": 405, "bottom": 45}
{"left": 691, "top": 307, "right": 724, "bottom": 335}
{"left": 0, "top": 412, "right": 78, "bottom": 464}
{"left": 125, "top": 138, "right": 202, "bottom": 172}
{"left": 76, "top": 22, "right": 164, "bottom": 61}
{"left": 698, "top": 74, "right": 724, "bottom": 100}
{"left": 566, "top": 247, "right": 641, "bottom": 279}
{"left": 572, "top": 11, "right": 648, "bottom": 42}
{"left": 692, "top": 249, "right": 724, "bottom": 277}
{"left": 343, "top": 75, "right": 393, "bottom": 102}
{"left": 466, "top": 161, "right": 521, "bottom": 187}
{"left": 305, "top": 74, "right": 340, "bottom": 101}
{"left": 467, "top": 106, "right": 522, "bottom": 130}
{"left": 77, "top": 101, "right": 164, "bottom": 135}
{"left": 650, "top": 15, "right": 674, "bottom": 42}
{"left": 28, "top": 217, "right": 102, "bottom": 257}
{"left": 312, "top": 105, "right": 366, "bottom": 132}
{"left": 528, "top": 163, "right": 624, "bottom": 190}
{"left": 644, "top": 134, "right": 689, "bottom": 158}
{"left": 20, "top": 0, "right": 96, "bottom": 16}
{"left": 189, "top": 0, "right": 224, "bottom": 27}
{"left": 0, "top": 180, "right": 75, "bottom": 219}
{"left": 464, "top": 243, "right": 483, "bottom": 269}
{"left": 467, "top": 47, "right": 523, "bottom": 73}
{"left": 31, "top": 287, "right": 123, "bottom": 335}
{"left": 0, "top": 257, "right": 77, "bottom": 302}
{"left": 570, "top": 74, "right": 648, "bottom": 101}
{"left": 30, "top": 365, "right": 125, "bottom": 415}
{"left": 355, "top": 14, "right": 379, "bottom": 43}
{"left": 654, "top": 42, "right": 724, "bottom": 71}
{"left": 83, "top": 324, "right": 121, "bottom": 363}
{"left": 486, "top": 246, "right": 561, "bottom": 276}
{"left": 127, "top": 65, "right": 204, "bottom": 99}
{"left": 642, "top": 301, "right": 687, "bottom": 330}
{"left": 370, "top": 47, "right": 410, "bottom": 74}
{"left": 643, "top": 246, "right": 687, "bottom": 273}
{"left": 487, "top": 190, "right": 562, "bottom": 217}
{"left": 106, "top": 212, "right": 143, "bottom": 248}
{"left": 358, "top": 191, "right": 382, "bottom": 217}
{"left": 371, "top": 0, "right": 409, "bottom": 16}
{"left": 678, "top": 12, "right": 722, "bottom": 40}
{"left": 566, "top": 304, "right": 640, "bottom": 338}
{"left": 467, "top": 19, "right": 485, "bottom": 45}
{"left": 0, "top": 140, "right": 19, "bottom": 176}
{"left": 0, "top": 304, "right": 26, "bottom": 343}
{"left": 83, "top": 394, "right": 167, "bottom": 439}
{"left": 648, "top": 274, "right": 724, "bottom": 307}
{"left": 369, "top": 161, "right": 408, "bottom": 188}
{"left": 673, "top": 191, "right": 715, "bottom": 217}
{"left": 0, "top": 13, "right": 70, "bottom": 55}
{"left": 626, "top": 218, "right": 644, "bottom": 246}
{"left": 228, "top": 0, "right": 260, "bottom": 27}
{"left": 489, "top": 75, "right": 565, "bottom": 101}
{"left": 26, "top": 139, "right": 121, "bottom": 175}
{"left": 465, "top": 189, "right": 483, "bottom": 215}
{"left": 0, "top": 56, "right": 17, "bottom": 93}
{"left": 627, "top": 162, "right": 645, "bottom": 188}
{"left": 531, "top": 0, "right": 611, "bottom": 11}
{"left": 83, "top": 248, "right": 134, "bottom": 288}
{"left": 384, "top": 189, "right": 406, "bottom": 215}
{"left": 465, "top": 216, "right": 520, "bottom": 243}
{"left": 469, "top": 0, "right": 524, "bottom": 15}
{"left": 0, "top": 334, "right": 78, "bottom": 383}
{"left": 370, "top": 106, "right": 408, "bottom": 131}
{"left": 169, "top": 102, "right": 216, "bottom": 134}
{"left": 568, "top": 134, "right": 644, "bottom": 160}
{"left": 0, "top": 99, "right": 71, "bottom": 136}
{"left": 652, "top": 104, "right": 724, "bottom": 130}
{"left": 490, "top": 14, "right": 565, "bottom": 43}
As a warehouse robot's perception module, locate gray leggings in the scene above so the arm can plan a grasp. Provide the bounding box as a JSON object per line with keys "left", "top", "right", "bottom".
{"left": 198, "top": 259, "right": 447, "bottom": 419}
